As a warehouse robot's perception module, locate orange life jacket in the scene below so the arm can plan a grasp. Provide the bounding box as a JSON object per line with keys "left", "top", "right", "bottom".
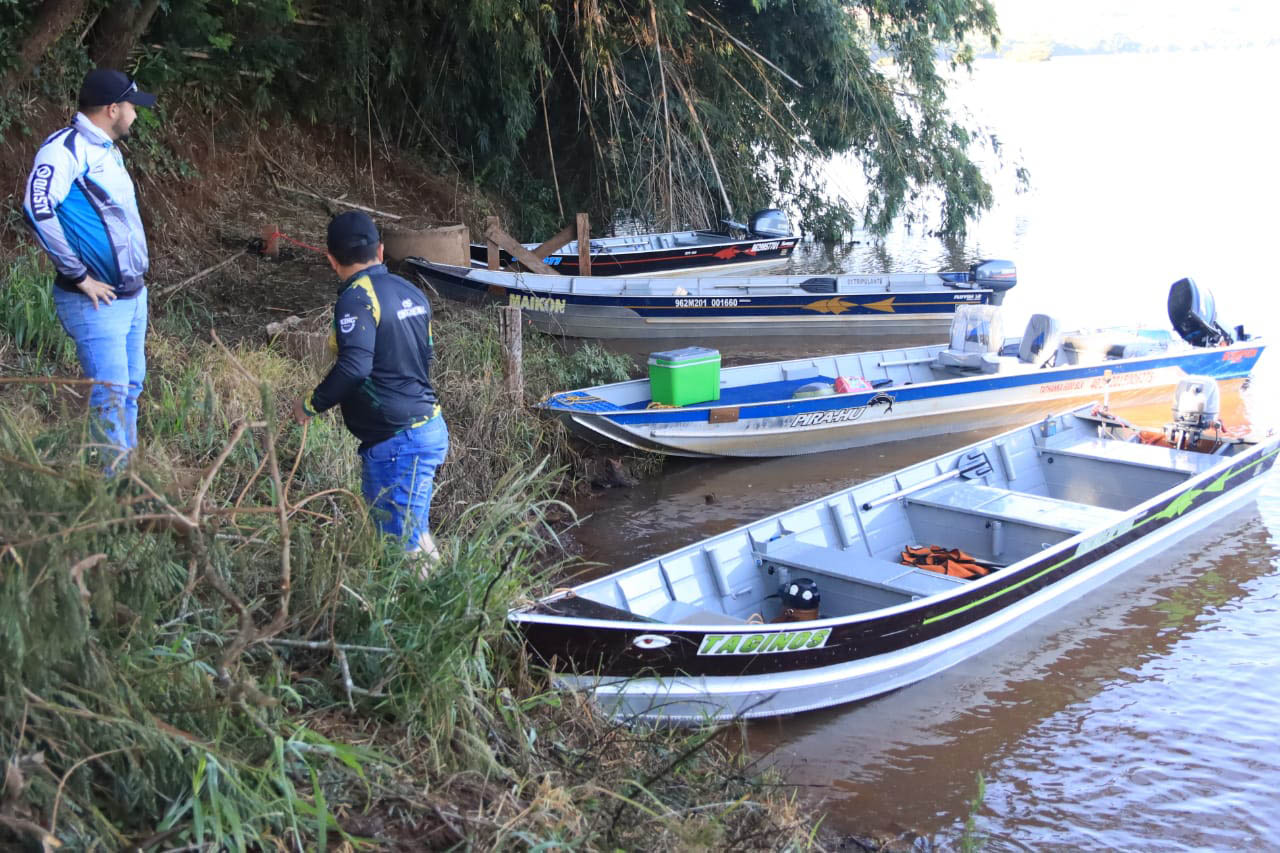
{"left": 900, "top": 544, "right": 990, "bottom": 579}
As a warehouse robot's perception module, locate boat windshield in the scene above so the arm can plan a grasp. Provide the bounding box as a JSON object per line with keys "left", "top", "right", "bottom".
{"left": 949, "top": 304, "right": 1003, "bottom": 353}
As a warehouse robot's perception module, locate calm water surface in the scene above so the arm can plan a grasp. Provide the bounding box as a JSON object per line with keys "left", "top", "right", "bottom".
{"left": 569, "top": 48, "right": 1280, "bottom": 848}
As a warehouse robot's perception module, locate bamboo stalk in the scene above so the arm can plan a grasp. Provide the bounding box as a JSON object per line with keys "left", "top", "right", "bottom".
{"left": 541, "top": 66, "right": 564, "bottom": 221}
{"left": 671, "top": 76, "right": 732, "bottom": 217}
{"left": 650, "top": 1, "right": 675, "bottom": 228}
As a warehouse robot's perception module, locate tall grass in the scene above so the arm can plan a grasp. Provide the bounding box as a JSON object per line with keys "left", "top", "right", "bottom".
{"left": 0, "top": 247, "right": 77, "bottom": 371}
{"left": 0, "top": 304, "right": 814, "bottom": 849}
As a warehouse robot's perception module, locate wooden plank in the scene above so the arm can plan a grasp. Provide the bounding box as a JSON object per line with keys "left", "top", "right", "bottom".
{"left": 485, "top": 215, "right": 501, "bottom": 270}
{"left": 576, "top": 212, "right": 591, "bottom": 276}
{"left": 531, "top": 222, "right": 577, "bottom": 260}
{"left": 484, "top": 223, "right": 560, "bottom": 275}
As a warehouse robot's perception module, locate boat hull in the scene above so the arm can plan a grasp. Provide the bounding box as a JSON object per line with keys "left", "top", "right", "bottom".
{"left": 407, "top": 260, "right": 998, "bottom": 339}
{"left": 515, "top": 434, "right": 1279, "bottom": 722}
{"left": 469, "top": 234, "right": 799, "bottom": 277}
{"left": 552, "top": 345, "right": 1264, "bottom": 457}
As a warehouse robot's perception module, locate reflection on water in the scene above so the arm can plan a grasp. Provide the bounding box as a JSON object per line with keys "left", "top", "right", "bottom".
{"left": 749, "top": 505, "right": 1280, "bottom": 846}
{"left": 565, "top": 47, "right": 1280, "bottom": 848}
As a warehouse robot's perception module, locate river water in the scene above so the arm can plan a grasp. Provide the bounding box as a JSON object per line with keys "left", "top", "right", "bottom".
{"left": 568, "top": 48, "right": 1280, "bottom": 848}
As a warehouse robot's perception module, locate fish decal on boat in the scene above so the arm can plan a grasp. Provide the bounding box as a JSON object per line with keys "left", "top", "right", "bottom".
{"left": 805, "top": 297, "right": 854, "bottom": 315}
{"left": 408, "top": 258, "right": 1017, "bottom": 339}
{"left": 789, "top": 393, "right": 895, "bottom": 427}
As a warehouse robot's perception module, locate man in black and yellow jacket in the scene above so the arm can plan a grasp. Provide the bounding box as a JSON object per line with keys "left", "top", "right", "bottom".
{"left": 292, "top": 212, "right": 448, "bottom": 564}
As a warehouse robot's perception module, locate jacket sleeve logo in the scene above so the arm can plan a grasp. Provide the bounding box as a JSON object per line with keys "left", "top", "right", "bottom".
{"left": 29, "top": 164, "right": 55, "bottom": 220}
{"left": 338, "top": 313, "right": 357, "bottom": 334}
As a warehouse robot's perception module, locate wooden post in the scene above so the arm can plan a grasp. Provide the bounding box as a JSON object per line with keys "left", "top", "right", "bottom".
{"left": 486, "top": 215, "right": 501, "bottom": 270}
{"left": 576, "top": 213, "right": 591, "bottom": 276}
{"left": 500, "top": 305, "right": 524, "bottom": 406}
{"left": 261, "top": 223, "right": 279, "bottom": 257}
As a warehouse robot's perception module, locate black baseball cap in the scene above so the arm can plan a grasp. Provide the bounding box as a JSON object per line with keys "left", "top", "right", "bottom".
{"left": 327, "top": 211, "right": 381, "bottom": 257}
{"left": 78, "top": 69, "right": 157, "bottom": 108}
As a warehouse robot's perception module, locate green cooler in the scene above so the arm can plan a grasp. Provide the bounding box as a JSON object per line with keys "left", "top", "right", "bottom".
{"left": 648, "top": 346, "right": 721, "bottom": 406}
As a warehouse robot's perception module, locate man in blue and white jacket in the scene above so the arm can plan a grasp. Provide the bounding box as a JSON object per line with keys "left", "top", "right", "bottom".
{"left": 23, "top": 68, "right": 157, "bottom": 470}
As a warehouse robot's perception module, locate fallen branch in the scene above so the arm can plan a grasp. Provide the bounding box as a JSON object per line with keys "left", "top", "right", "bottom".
{"left": 49, "top": 746, "right": 135, "bottom": 836}
{"left": 266, "top": 638, "right": 391, "bottom": 654}
{"left": 153, "top": 249, "right": 248, "bottom": 300}
{"left": 265, "top": 638, "right": 390, "bottom": 706}
{"left": 276, "top": 184, "right": 403, "bottom": 220}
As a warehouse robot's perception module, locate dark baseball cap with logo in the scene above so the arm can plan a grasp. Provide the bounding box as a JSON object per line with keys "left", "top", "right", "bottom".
{"left": 78, "top": 69, "right": 157, "bottom": 109}
{"left": 327, "top": 211, "right": 382, "bottom": 264}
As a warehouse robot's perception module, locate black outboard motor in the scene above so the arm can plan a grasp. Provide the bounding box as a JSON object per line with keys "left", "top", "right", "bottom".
{"left": 1168, "top": 277, "right": 1235, "bottom": 347}
{"left": 777, "top": 577, "right": 820, "bottom": 622}
{"left": 972, "top": 259, "right": 1017, "bottom": 305}
{"left": 748, "top": 209, "right": 793, "bottom": 239}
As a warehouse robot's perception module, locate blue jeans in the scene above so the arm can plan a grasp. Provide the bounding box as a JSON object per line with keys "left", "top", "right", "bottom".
{"left": 53, "top": 287, "right": 148, "bottom": 468}
{"left": 359, "top": 414, "right": 448, "bottom": 550}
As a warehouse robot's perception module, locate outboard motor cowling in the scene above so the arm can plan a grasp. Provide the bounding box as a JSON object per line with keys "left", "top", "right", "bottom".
{"left": 776, "top": 577, "right": 821, "bottom": 623}
{"left": 1168, "top": 277, "right": 1234, "bottom": 346}
{"left": 1165, "top": 375, "right": 1222, "bottom": 449}
{"left": 748, "top": 208, "right": 793, "bottom": 239}
{"left": 971, "top": 259, "right": 1017, "bottom": 305}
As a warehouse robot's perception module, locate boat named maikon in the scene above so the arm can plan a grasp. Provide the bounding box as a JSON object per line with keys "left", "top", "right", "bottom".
{"left": 406, "top": 257, "right": 1016, "bottom": 339}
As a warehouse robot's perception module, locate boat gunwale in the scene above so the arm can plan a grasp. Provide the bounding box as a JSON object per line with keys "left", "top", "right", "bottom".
{"left": 415, "top": 260, "right": 996, "bottom": 296}
{"left": 538, "top": 340, "right": 1266, "bottom": 419}
{"left": 469, "top": 232, "right": 802, "bottom": 257}
{"left": 511, "top": 407, "right": 1275, "bottom": 633}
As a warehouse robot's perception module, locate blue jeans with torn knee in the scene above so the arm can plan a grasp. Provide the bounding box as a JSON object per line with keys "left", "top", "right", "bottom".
{"left": 53, "top": 286, "right": 148, "bottom": 469}
{"left": 359, "top": 414, "right": 449, "bottom": 551}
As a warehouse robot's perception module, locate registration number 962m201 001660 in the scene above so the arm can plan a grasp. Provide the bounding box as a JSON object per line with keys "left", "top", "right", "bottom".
{"left": 674, "top": 297, "right": 740, "bottom": 308}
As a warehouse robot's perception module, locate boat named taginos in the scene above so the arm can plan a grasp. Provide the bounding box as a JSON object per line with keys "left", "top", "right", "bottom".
{"left": 513, "top": 376, "right": 1277, "bottom": 722}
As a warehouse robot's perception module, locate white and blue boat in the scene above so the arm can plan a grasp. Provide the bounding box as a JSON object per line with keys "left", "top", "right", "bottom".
{"left": 540, "top": 279, "right": 1264, "bottom": 458}
{"left": 406, "top": 257, "right": 1016, "bottom": 339}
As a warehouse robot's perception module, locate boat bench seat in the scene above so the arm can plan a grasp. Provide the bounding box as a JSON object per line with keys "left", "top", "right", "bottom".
{"left": 1039, "top": 436, "right": 1221, "bottom": 476}
{"left": 759, "top": 540, "right": 967, "bottom": 599}
{"left": 932, "top": 350, "right": 1000, "bottom": 373}
{"left": 652, "top": 600, "right": 748, "bottom": 626}
{"left": 907, "top": 480, "right": 1124, "bottom": 534}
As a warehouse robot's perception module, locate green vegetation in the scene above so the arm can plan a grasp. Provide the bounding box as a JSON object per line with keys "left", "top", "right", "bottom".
{"left": 0, "top": 2, "right": 1013, "bottom": 845}
{"left": 0, "top": 247, "right": 77, "bottom": 372}
{"left": 960, "top": 771, "right": 988, "bottom": 852}
{"left": 2, "top": 0, "right": 1003, "bottom": 238}
{"left": 0, "top": 249, "right": 810, "bottom": 848}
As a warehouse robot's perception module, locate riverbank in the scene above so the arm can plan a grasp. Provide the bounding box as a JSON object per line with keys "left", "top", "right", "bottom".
{"left": 0, "top": 102, "right": 832, "bottom": 849}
